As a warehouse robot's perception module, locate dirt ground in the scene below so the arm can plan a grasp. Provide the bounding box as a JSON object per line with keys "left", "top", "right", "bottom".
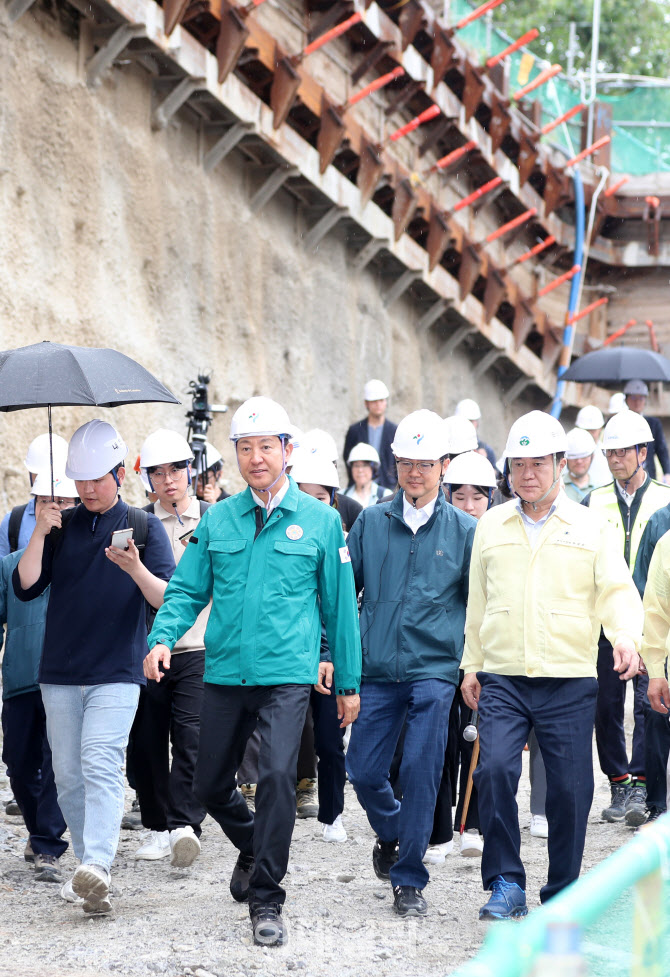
{"left": 0, "top": 724, "right": 639, "bottom": 977}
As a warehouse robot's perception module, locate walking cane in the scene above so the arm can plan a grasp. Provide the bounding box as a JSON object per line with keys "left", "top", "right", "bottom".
{"left": 460, "top": 712, "right": 479, "bottom": 835}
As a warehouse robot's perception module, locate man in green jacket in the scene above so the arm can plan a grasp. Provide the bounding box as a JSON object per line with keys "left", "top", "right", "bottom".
{"left": 146, "top": 397, "right": 361, "bottom": 948}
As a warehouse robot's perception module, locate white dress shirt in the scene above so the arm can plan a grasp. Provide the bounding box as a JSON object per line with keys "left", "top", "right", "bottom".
{"left": 402, "top": 493, "right": 437, "bottom": 534}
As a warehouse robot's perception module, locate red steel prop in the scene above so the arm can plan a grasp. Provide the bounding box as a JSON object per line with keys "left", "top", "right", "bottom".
{"left": 510, "top": 235, "right": 556, "bottom": 267}
{"left": 358, "top": 104, "right": 442, "bottom": 206}
{"left": 603, "top": 319, "right": 637, "bottom": 345}
{"left": 426, "top": 140, "right": 477, "bottom": 175}
{"left": 483, "top": 208, "right": 537, "bottom": 246}
{"left": 455, "top": 0, "right": 504, "bottom": 31}
{"left": 512, "top": 64, "right": 562, "bottom": 101}
{"left": 567, "top": 296, "right": 608, "bottom": 325}
{"left": 486, "top": 29, "right": 539, "bottom": 70}
{"left": 564, "top": 136, "right": 610, "bottom": 169}
{"left": 541, "top": 103, "right": 585, "bottom": 137}
{"left": 604, "top": 176, "right": 630, "bottom": 197}
{"left": 537, "top": 264, "right": 580, "bottom": 298}
{"left": 452, "top": 176, "right": 502, "bottom": 213}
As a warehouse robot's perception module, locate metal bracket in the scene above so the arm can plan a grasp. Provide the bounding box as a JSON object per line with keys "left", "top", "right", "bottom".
{"left": 440, "top": 322, "right": 476, "bottom": 359}
{"left": 303, "top": 206, "right": 348, "bottom": 251}
{"left": 503, "top": 375, "right": 534, "bottom": 405}
{"left": 384, "top": 269, "right": 422, "bottom": 308}
{"left": 86, "top": 23, "right": 146, "bottom": 88}
{"left": 152, "top": 76, "right": 207, "bottom": 130}
{"left": 249, "top": 165, "right": 299, "bottom": 213}
{"left": 354, "top": 237, "right": 388, "bottom": 271}
{"left": 417, "top": 298, "right": 451, "bottom": 331}
{"left": 472, "top": 347, "right": 505, "bottom": 380}
{"left": 203, "top": 121, "right": 254, "bottom": 173}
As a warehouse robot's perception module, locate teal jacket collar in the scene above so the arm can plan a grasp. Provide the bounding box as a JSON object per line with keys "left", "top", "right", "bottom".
{"left": 237, "top": 477, "right": 300, "bottom": 516}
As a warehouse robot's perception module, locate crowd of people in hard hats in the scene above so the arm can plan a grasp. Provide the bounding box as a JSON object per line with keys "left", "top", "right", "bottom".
{"left": 2, "top": 376, "right": 670, "bottom": 947}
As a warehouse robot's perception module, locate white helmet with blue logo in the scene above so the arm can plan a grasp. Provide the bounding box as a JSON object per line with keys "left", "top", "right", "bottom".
{"left": 229, "top": 397, "right": 292, "bottom": 441}
{"left": 391, "top": 410, "right": 448, "bottom": 460}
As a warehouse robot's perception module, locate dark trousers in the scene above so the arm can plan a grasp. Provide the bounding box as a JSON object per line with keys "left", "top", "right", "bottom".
{"left": 133, "top": 650, "right": 206, "bottom": 834}
{"left": 595, "top": 635, "right": 646, "bottom": 779}
{"left": 642, "top": 685, "right": 670, "bottom": 812}
{"left": 297, "top": 705, "right": 317, "bottom": 781}
{"left": 310, "top": 688, "right": 346, "bottom": 824}
{"left": 475, "top": 673, "right": 598, "bottom": 904}
{"left": 346, "top": 679, "right": 455, "bottom": 890}
{"left": 195, "top": 683, "right": 310, "bottom": 905}
{"left": 2, "top": 691, "right": 67, "bottom": 857}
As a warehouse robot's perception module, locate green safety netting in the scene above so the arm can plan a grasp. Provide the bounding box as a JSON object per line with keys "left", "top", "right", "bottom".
{"left": 449, "top": 0, "right": 670, "bottom": 174}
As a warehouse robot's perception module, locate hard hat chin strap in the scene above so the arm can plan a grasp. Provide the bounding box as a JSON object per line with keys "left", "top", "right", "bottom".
{"left": 622, "top": 446, "right": 641, "bottom": 494}
{"left": 237, "top": 436, "right": 288, "bottom": 509}
{"left": 517, "top": 454, "right": 560, "bottom": 512}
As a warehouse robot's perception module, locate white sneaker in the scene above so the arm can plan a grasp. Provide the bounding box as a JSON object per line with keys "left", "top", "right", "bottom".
{"left": 530, "top": 814, "right": 548, "bottom": 838}
{"left": 169, "top": 826, "right": 201, "bottom": 868}
{"left": 460, "top": 829, "right": 484, "bottom": 857}
{"left": 134, "top": 830, "right": 171, "bottom": 860}
{"left": 72, "top": 864, "right": 112, "bottom": 915}
{"left": 422, "top": 840, "right": 454, "bottom": 865}
{"left": 321, "top": 815, "right": 347, "bottom": 843}
{"left": 60, "top": 878, "right": 84, "bottom": 904}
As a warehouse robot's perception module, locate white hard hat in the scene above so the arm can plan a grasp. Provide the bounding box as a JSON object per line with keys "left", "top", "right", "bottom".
{"left": 608, "top": 392, "right": 628, "bottom": 415}
{"left": 24, "top": 434, "right": 68, "bottom": 474}
{"left": 288, "top": 426, "right": 303, "bottom": 449}
{"left": 455, "top": 398, "right": 481, "bottom": 422}
{"left": 290, "top": 454, "right": 340, "bottom": 490}
{"left": 229, "top": 397, "right": 292, "bottom": 441}
{"left": 443, "top": 415, "right": 478, "bottom": 455}
{"left": 443, "top": 450, "right": 496, "bottom": 488}
{"left": 391, "top": 410, "right": 448, "bottom": 460}
{"left": 347, "top": 442, "right": 381, "bottom": 467}
{"left": 363, "top": 379, "right": 390, "bottom": 401}
{"left": 504, "top": 411, "right": 567, "bottom": 459}
{"left": 140, "top": 429, "right": 193, "bottom": 470}
{"left": 202, "top": 441, "right": 223, "bottom": 469}
{"left": 623, "top": 379, "right": 649, "bottom": 397}
{"left": 66, "top": 420, "right": 129, "bottom": 481}
{"left": 566, "top": 428, "right": 597, "bottom": 460}
{"left": 302, "top": 429, "right": 339, "bottom": 464}
{"left": 602, "top": 411, "right": 652, "bottom": 450}
{"left": 575, "top": 405, "right": 604, "bottom": 431}
{"left": 30, "top": 470, "right": 79, "bottom": 498}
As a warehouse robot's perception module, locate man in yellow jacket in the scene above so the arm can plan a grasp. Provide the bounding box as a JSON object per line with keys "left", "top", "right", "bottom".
{"left": 462, "top": 411, "right": 643, "bottom": 920}
{"left": 641, "top": 533, "right": 670, "bottom": 818}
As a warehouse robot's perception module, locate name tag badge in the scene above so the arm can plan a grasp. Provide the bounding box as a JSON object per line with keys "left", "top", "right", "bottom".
{"left": 339, "top": 546, "right": 351, "bottom": 564}
{"left": 286, "top": 525, "right": 304, "bottom": 540}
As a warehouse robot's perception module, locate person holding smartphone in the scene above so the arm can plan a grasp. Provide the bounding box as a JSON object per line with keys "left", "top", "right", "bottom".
{"left": 130, "top": 429, "right": 210, "bottom": 868}
{"left": 13, "top": 420, "right": 175, "bottom": 916}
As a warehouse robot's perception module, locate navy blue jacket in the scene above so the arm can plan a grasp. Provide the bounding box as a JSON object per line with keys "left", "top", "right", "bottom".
{"left": 0, "top": 549, "right": 49, "bottom": 700}
{"left": 12, "top": 498, "right": 174, "bottom": 686}
{"left": 633, "top": 502, "right": 670, "bottom": 595}
{"left": 644, "top": 415, "right": 670, "bottom": 478}
{"left": 344, "top": 418, "right": 398, "bottom": 491}
{"left": 346, "top": 489, "right": 476, "bottom": 686}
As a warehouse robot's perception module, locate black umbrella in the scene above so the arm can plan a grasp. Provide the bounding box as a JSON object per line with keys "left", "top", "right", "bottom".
{"left": 561, "top": 345, "right": 670, "bottom": 386}
{"left": 0, "top": 341, "right": 179, "bottom": 494}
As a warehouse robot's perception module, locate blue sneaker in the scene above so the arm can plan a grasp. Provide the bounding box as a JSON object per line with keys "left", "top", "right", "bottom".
{"left": 479, "top": 876, "right": 528, "bottom": 920}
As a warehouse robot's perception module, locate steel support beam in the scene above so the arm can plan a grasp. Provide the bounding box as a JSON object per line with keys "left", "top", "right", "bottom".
{"left": 86, "top": 23, "right": 146, "bottom": 88}
{"left": 384, "top": 269, "right": 422, "bottom": 308}
{"left": 439, "top": 322, "right": 476, "bottom": 360}
{"left": 249, "top": 165, "right": 299, "bottom": 213}
{"left": 303, "top": 206, "right": 349, "bottom": 251}
{"left": 353, "top": 237, "right": 388, "bottom": 272}
{"left": 203, "top": 121, "right": 254, "bottom": 173}
{"left": 417, "top": 298, "right": 451, "bottom": 331}
{"left": 503, "top": 375, "right": 534, "bottom": 405}
{"left": 152, "top": 76, "right": 206, "bottom": 130}
{"left": 472, "top": 347, "right": 505, "bottom": 380}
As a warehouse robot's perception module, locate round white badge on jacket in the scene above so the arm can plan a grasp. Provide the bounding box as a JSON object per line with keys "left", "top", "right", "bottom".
{"left": 286, "top": 525, "right": 304, "bottom": 540}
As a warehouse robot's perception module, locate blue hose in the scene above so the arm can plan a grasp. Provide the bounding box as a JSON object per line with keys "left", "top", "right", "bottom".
{"left": 550, "top": 170, "right": 585, "bottom": 418}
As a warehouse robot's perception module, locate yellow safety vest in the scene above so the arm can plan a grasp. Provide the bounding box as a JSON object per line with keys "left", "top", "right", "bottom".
{"left": 587, "top": 479, "right": 670, "bottom": 571}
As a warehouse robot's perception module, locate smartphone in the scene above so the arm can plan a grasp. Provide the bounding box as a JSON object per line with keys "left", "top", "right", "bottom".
{"left": 110, "top": 528, "right": 133, "bottom": 550}
{"left": 179, "top": 528, "right": 195, "bottom": 541}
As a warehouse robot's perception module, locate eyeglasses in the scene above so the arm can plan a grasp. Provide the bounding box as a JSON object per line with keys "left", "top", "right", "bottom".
{"left": 396, "top": 460, "right": 437, "bottom": 474}
{"left": 35, "top": 497, "right": 76, "bottom": 507}
{"left": 604, "top": 447, "right": 635, "bottom": 459}
{"left": 149, "top": 466, "right": 186, "bottom": 482}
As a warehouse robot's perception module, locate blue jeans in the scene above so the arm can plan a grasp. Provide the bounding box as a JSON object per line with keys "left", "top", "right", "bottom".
{"left": 346, "top": 679, "right": 455, "bottom": 890}
{"left": 40, "top": 683, "right": 140, "bottom": 871}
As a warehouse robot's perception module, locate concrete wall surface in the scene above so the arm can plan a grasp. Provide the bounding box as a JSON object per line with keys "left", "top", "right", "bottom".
{"left": 0, "top": 5, "right": 530, "bottom": 507}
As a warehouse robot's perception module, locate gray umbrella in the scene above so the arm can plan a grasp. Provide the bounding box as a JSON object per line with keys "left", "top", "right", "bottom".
{"left": 0, "top": 341, "right": 180, "bottom": 495}
{"left": 561, "top": 345, "right": 670, "bottom": 386}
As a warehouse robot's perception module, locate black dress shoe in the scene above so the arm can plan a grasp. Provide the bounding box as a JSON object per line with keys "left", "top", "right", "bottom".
{"left": 393, "top": 885, "right": 428, "bottom": 917}
{"left": 230, "top": 852, "right": 254, "bottom": 902}
{"left": 249, "top": 900, "right": 286, "bottom": 946}
{"left": 372, "top": 838, "right": 398, "bottom": 881}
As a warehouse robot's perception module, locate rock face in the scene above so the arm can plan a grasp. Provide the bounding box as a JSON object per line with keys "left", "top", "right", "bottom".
{"left": 0, "top": 6, "right": 525, "bottom": 510}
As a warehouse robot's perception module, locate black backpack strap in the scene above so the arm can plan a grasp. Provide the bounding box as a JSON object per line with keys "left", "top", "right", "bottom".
{"left": 126, "top": 507, "right": 149, "bottom": 554}
{"left": 142, "top": 502, "right": 156, "bottom": 515}
{"left": 8, "top": 503, "right": 28, "bottom": 553}
{"left": 199, "top": 500, "right": 211, "bottom": 516}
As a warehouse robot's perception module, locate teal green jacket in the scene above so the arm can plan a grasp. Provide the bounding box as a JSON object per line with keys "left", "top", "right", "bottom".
{"left": 149, "top": 479, "right": 362, "bottom": 693}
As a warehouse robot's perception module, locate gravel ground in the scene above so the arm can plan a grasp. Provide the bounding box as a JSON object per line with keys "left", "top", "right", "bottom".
{"left": 0, "top": 742, "right": 637, "bottom": 977}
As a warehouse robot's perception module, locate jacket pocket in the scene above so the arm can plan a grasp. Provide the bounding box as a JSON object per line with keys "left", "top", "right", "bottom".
{"left": 208, "top": 538, "right": 247, "bottom": 569}
{"left": 479, "top": 602, "right": 510, "bottom": 651}
{"left": 546, "top": 599, "right": 593, "bottom": 660}
{"left": 269, "top": 540, "right": 319, "bottom": 595}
